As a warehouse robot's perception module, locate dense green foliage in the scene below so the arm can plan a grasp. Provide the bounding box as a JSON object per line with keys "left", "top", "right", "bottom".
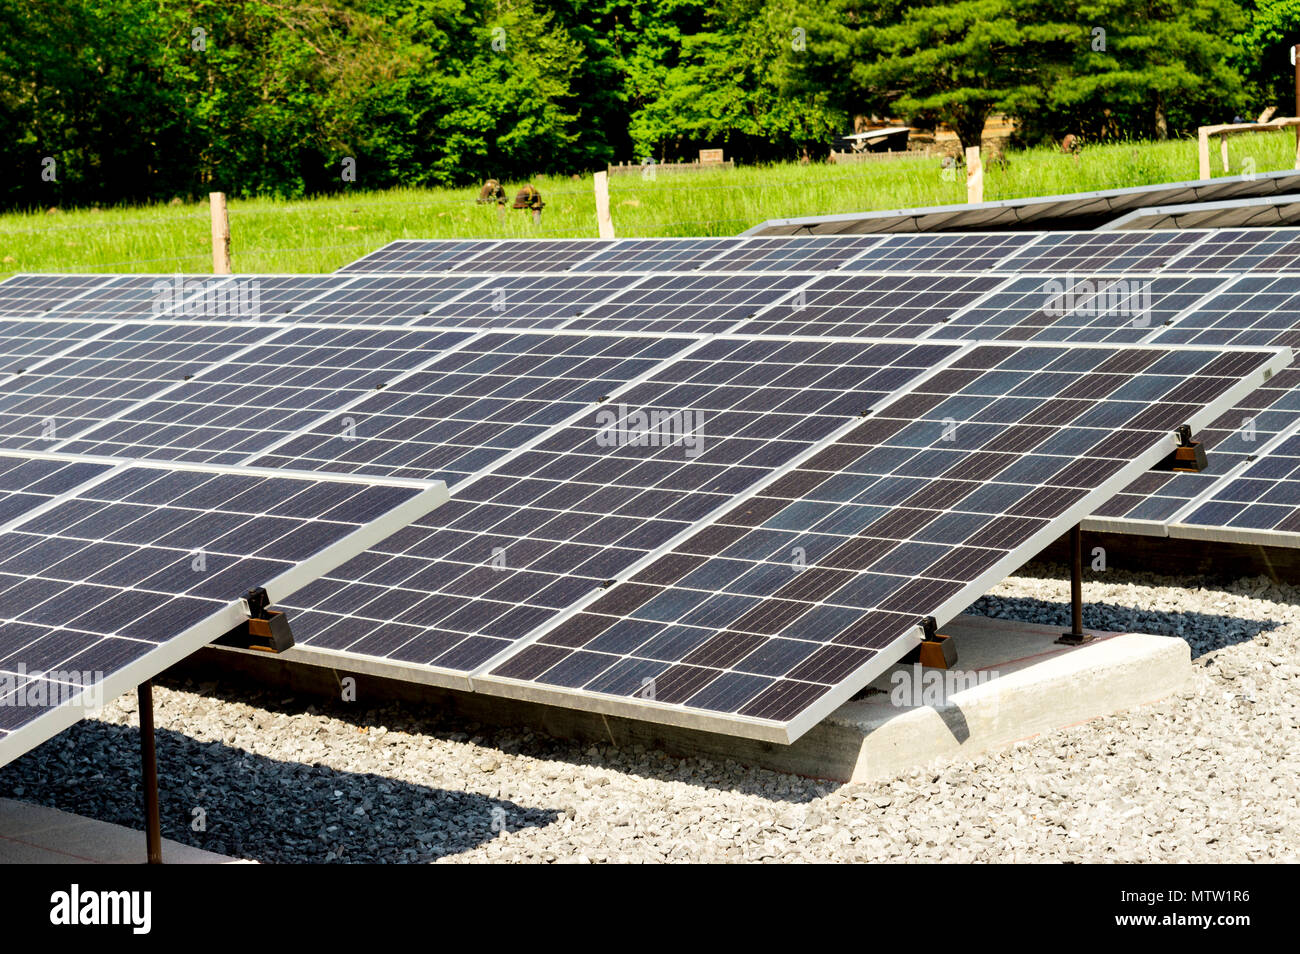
{"left": 0, "top": 0, "right": 1291, "bottom": 208}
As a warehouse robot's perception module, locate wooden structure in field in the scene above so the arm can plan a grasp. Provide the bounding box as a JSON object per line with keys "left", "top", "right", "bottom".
{"left": 607, "top": 149, "right": 733, "bottom": 176}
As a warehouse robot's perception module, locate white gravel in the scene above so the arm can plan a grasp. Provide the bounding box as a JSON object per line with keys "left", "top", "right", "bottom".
{"left": 2, "top": 565, "right": 1297, "bottom": 863}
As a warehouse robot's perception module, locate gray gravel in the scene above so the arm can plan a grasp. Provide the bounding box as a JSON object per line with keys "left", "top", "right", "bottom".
{"left": 2, "top": 564, "right": 1297, "bottom": 863}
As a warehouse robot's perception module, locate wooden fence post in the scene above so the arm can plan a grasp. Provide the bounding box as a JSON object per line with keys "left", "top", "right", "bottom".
{"left": 593, "top": 171, "right": 615, "bottom": 239}
{"left": 210, "top": 192, "right": 231, "bottom": 274}
{"left": 1197, "top": 129, "right": 1211, "bottom": 180}
{"left": 965, "top": 146, "right": 983, "bottom": 204}
{"left": 1294, "top": 45, "right": 1300, "bottom": 169}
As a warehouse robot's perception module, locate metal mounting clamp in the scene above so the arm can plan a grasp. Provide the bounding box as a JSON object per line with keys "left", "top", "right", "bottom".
{"left": 1152, "top": 424, "right": 1208, "bottom": 473}
{"left": 902, "top": 616, "right": 958, "bottom": 669}
{"left": 216, "top": 586, "right": 295, "bottom": 653}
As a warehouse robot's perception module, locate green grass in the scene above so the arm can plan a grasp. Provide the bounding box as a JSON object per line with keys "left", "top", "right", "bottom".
{"left": 2, "top": 132, "right": 1295, "bottom": 276}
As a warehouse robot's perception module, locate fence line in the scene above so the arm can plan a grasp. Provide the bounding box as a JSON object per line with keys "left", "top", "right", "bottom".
{"left": 0, "top": 164, "right": 928, "bottom": 274}
{"left": 8, "top": 213, "right": 757, "bottom": 274}
{"left": 1, "top": 163, "right": 929, "bottom": 235}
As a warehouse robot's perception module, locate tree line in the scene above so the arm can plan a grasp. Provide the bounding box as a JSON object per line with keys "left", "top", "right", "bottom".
{"left": 1, "top": 0, "right": 1296, "bottom": 209}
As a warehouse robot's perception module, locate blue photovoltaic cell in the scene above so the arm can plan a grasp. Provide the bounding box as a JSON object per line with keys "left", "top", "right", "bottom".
{"left": 478, "top": 343, "right": 1280, "bottom": 738}
{"left": 0, "top": 323, "right": 266, "bottom": 450}
{"left": 42, "top": 275, "right": 217, "bottom": 322}
{"left": 0, "top": 453, "right": 113, "bottom": 525}
{"left": 1149, "top": 275, "right": 1300, "bottom": 349}
{"left": 1177, "top": 428, "right": 1300, "bottom": 539}
{"left": 57, "top": 327, "right": 471, "bottom": 465}
{"left": 996, "top": 230, "right": 1204, "bottom": 273}
{"left": 575, "top": 238, "right": 744, "bottom": 272}
{"left": 284, "top": 275, "right": 486, "bottom": 325}
{"left": 566, "top": 273, "right": 810, "bottom": 334}
{"left": 252, "top": 332, "right": 693, "bottom": 482}
{"left": 158, "top": 274, "right": 353, "bottom": 322}
{"left": 705, "top": 237, "right": 883, "bottom": 272}
{"left": 452, "top": 240, "right": 611, "bottom": 273}
{"left": 1091, "top": 365, "right": 1300, "bottom": 525}
{"left": 932, "top": 275, "right": 1229, "bottom": 343}
{"left": 422, "top": 274, "right": 632, "bottom": 329}
{"left": 0, "top": 275, "right": 115, "bottom": 318}
{"left": 277, "top": 339, "right": 961, "bottom": 678}
{"left": 1164, "top": 229, "right": 1300, "bottom": 272}
{"left": 844, "top": 233, "right": 1039, "bottom": 272}
{"left": 0, "top": 320, "right": 112, "bottom": 375}
{"left": 338, "top": 240, "right": 500, "bottom": 273}
{"left": 734, "top": 273, "right": 1006, "bottom": 338}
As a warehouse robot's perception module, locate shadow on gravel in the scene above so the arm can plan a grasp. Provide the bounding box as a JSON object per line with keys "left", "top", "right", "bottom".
{"left": 0, "top": 721, "right": 561, "bottom": 863}
{"left": 964, "top": 593, "right": 1282, "bottom": 659}
{"left": 160, "top": 677, "right": 839, "bottom": 806}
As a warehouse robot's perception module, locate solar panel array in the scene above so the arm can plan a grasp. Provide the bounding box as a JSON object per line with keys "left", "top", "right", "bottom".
{"left": 477, "top": 342, "right": 1281, "bottom": 738}
{"left": 5, "top": 226, "right": 1300, "bottom": 746}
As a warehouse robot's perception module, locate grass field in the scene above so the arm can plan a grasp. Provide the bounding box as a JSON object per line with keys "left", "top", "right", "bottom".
{"left": 2, "top": 132, "right": 1296, "bottom": 276}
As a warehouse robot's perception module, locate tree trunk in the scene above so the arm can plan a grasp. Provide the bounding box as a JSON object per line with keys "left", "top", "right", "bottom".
{"left": 1154, "top": 93, "right": 1168, "bottom": 140}
{"left": 956, "top": 108, "right": 989, "bottom": 155}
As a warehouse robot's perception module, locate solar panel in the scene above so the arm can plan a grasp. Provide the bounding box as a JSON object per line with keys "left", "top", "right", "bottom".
{"left": 453, "top": 240, "right": 611, "bottom": 273}
{"left": 251, "top": 332, "right": 694, "bottom": 481}
{"left": 276, "top": 338, "right": 960, "bottom": 686}
{"left": 55, "top": 327, "right": 472, "bottom": 465}
{"left": 566, "top": 273, "right": 811, "bottom": 334}
{"left": 474, "top": 342, "right": 1288, "bottom": 741}
{"left": 0, "top": 323, "right": 268, "bottom": 449}
{"left": 421, "top": 274, "right": 634, "bottom": 328}
{"left": 704, "top": 236, "right": 883, "bottom": 271}
{"left": 575, "top": 238, "right": 745, "bottom": 272}
{"left": 733, "top": 273, "right": 1007, "bottom": 338}
{"left": 842, "top": 233, "right": 1039, "bottom": 272}
{"left": 337, "top": 239, "right": 500, "bottom": 273}
{"left": 931, "top": 275, "right": 1229, "bottom": 343}
{"left": 1102, "top": 194, "right": 1300, "bottom": 231}
{"left": 1161, "top": 228, "right": 1300, "bottom": 272}
{"left": 286, "top": 275, "right": 487, "bottom": 325}
{"left": 744, "top": 168, "right": 1300, "bottom": 235}
{"left": 0, "top": 275, "right": 115, "bottom": 318}
{"left": 998, "top": 230, "right": 1207, "bottom": 273}
{"left": 1088, "top": 364, "right": 1300, "bottom": 529}
{"left": 1171, "top": 421, "right": 1300, "bottom": 545}
{"left": 0, "top": 456, "right": 447, "bottom": 766}
{"left": 1149, "top": 275, "right": 1300, "bottom": 348}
